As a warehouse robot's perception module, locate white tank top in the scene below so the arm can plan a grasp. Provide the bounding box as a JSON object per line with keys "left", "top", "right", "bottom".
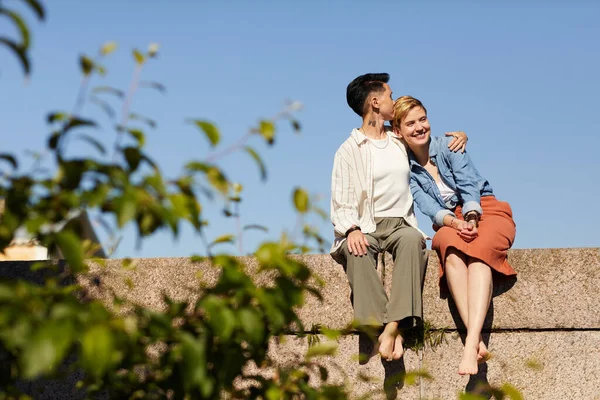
{"left": 370, "top": 137, "right": 412, "bottom": 218}
{"left": 436, "top": 175, "right": 456, "bottom": 203}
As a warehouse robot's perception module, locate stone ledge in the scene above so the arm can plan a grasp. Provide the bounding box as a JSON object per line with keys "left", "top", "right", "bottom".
{"left": 0, "top": 248, "right": 598, "bottom": 331}
{"left": 1, "top": 248, "right": 599, "bottom": 399}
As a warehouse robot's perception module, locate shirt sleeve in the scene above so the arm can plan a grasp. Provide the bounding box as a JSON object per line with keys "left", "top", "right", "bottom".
{"left": 330, "top": 151, "right": 359, "bottom": 236}
{"left": 445, "top": 145, "right": 484, "bottom": 216}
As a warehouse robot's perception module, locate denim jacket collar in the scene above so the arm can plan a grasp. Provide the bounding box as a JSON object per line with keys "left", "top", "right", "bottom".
{"left": 408, "top": 137, "right": 440, "bottom": 168}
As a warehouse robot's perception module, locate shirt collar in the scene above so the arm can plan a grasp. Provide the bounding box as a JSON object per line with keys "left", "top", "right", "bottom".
{"left": 350, "top": 128, "right": 369, "bottom": 145}
{"left": 350, "top": 126, "right": 396, "bottom": 146}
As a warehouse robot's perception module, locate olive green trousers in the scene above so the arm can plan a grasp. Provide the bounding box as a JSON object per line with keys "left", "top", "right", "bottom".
{"left": 333, "top": 217, "right": 427, "bottom": 327}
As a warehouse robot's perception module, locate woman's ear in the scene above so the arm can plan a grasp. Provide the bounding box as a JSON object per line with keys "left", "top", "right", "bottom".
{"left": 392, "top": 125, "right": 402, "bottom": 137}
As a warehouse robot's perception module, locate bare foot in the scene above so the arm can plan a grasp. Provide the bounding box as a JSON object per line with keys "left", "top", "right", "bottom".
{"left": 477, "top": 340, "right": 491, "bottom": 364}
{"left": 458, "top": 345, "right": 479, "bottom": 375}
{"left": 392, "top": 334, "right": 404, "bottom": 360}
{"left": 378, "top": 324, "right": 398, "bottom": 361}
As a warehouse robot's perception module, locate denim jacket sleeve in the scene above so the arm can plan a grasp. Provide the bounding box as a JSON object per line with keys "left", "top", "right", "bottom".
{"left": 410, "top": 174, "right": 455, "bottom": 227}
{"left": 445, "top": 147, "right": 484, "bottom": 216}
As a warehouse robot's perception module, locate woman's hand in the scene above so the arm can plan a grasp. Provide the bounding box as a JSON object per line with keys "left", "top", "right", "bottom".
{"left": 456, "top": 220, "right": 478, "bottom": 242}
{"left": 445, "top": 131, "right": 467, "bottom": 153}
{"left": 447, "top": 217, "right": 478, "bottom": 242}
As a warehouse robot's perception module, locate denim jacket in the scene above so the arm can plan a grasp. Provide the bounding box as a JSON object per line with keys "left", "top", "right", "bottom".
{"left": 408, "top": 136, "right": 493, "bottom": 227}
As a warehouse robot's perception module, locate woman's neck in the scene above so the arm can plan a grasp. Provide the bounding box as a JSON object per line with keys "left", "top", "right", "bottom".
{"left": 360, "top": 112, "right": 387, "bottom": 140}
{"left": 410, "top": 143, "right": 430, "bottom": 166}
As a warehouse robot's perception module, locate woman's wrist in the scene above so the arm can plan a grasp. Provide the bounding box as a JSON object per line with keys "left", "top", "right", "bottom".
{"left": 464, "top": 211, "right": 480, "bottom": 227}
{"left": 443, "top": 215, "right": 458, "bottom": 229}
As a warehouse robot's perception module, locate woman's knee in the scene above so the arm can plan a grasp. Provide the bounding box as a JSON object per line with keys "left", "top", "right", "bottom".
{"left": 445, "top": 248, "right": 467, "bottom": 270}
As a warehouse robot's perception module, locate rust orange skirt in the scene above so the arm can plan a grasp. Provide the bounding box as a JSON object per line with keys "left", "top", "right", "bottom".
{"left": 432, "top": 196, "right": 516, "bottom": 288}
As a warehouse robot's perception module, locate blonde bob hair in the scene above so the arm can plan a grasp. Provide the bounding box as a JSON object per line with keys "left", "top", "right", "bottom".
{"left": 392, "top": 96, "right": 427, "bottom": 128}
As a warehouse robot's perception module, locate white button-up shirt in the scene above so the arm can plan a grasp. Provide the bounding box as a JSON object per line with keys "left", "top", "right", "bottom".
{"left": 330, "top": 127, "right": 427, "bottom": 256}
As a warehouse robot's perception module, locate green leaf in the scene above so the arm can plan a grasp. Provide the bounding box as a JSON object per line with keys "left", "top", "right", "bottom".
{"left": 207, "top": 166, "right": 229, "bottom": 195}
{"left": 77, "top": 134, "right": 106, "bottom": 155}
{"left": 55, "top": 230, "right": 85, "bottom": 272}
{"left": 0, "top": 154, "right": 18, "bottom": 170}
{"left": 128, "top": 113, "right": 156, "bottom": 129}
{"left": 21, "top": 321, "right": 74, "bottom": 379}
{"left": 92, "top": 86, "right": 125, "bottom": 98}
{"left": 243, "top": 224, "right": 268, "bottom": 233}
{"left": 180, "top": 332, "right": 209, "bottom": 393}
{"left": 232, "top": 182, "right": 243, "bottom": 193}
{"left": 190, "top": 255, "right": 207, "bottom": 263}
{"left": 185, "top": 161, "right": 211, "bottom": 173}
{"left": 210, "top": 234, "right": 235, "bottom": 247}
{"left": 140, "top": 80, "right": 167, "bottom": 94}
{"left": 64, "top": 117, "right": 97, "bottom": 132}
{"left": 244, "top": 146, "right": 267, "bottom": 181}
{"left": 459, "top": 394, "right": 488, "bottom": 400}
{"left": 100, "top": 41, "right": 117, "bottom": 55}
{"left": 500, "top": 384, "right": 524, "bottom": 400}
{"left": 0, "top": 9, "right": 30, "bottom": 49}
{"left": 525, "top": 358, "right": 544, "bottom": 371}
{"left": 258, "top": 120, "right": 275, "bottom": 144}
{"left": 81, "top": 325, "right": 115, "bottom": 378}
{"left": 321, "top": 327, "right": 342, "bottom": 341}
{"left": 47, "top": 112, "right": 69, "bottom": 124}
{"left": 123, "top": 147, "right": 142, "bottom": 171}
{"left": 305, "top": 341, "right": 338, "bottom": 360}
{"left": 127, "top": 128, "right": 145, "bottom": 147}
{"left": 48, "top": 131, "right": 61, "bottom": 149}
{"left": 190, "top": 120, "right": 220, "bottom": 147}
{"left": 148, "top": 42, "right": 160, "bottom": 58}
{"left": 293, "top": 187, "right": 310, "bottom": 213}
{"left": 79, "top": 55, "right": 94, "bottom": 75}
{"left": 21, "top": 0, "right": 46, "bottom": 20}
{"left": 96, "top": 64, "right": 107, "bottom": 76}
{"left": 116, "top": 192, "right": 137, "bottom": 227}
{"left": 133, "top": 49, "right": 145, "bottom": 64}
{"left": 291, "top": 119, "right": 301, "bottom": 132}
{"left": 206, "top": 303, "right": 236, "bottom": 341}
{"left": 403, "top": 370, "right": 432, "bottom": 386}
{"left": 265, "top": 387, "right": 282, "bottom": 400}
{"left": 0, "top": 37, "right": 30, "bottom": 76}
{"left": 238, "top": 308, "right": 265, "bottom": 345}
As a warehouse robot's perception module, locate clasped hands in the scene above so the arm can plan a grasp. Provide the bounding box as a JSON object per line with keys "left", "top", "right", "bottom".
{"left": 451, "top": 218, "right": 478, "bottom": 242}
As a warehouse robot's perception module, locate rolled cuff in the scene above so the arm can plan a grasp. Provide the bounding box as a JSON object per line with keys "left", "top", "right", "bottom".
{"left": 462, "top": 201, "right": 483, "bottom": 217}
{"left": 434, "top": 209, "right": 455, "bottom": 227}
{"left": 333, "top": 220, "right": 358, "bottom": 238}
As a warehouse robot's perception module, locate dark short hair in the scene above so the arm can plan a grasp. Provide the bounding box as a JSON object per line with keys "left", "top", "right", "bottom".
{"left": 346, "top": 73, "right": 390, "bottom": 117}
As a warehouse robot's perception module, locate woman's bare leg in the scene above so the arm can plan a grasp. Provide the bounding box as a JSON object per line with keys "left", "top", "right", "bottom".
{"left": 459, "top": 259, "right": 493, "bottom": 375}
{"left": 444, "top": 248, "right": 469, "bottom": 327}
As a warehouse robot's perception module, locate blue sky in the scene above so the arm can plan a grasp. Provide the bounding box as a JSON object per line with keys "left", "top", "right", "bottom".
{"left": 1, "top": 0, "right": 599, "bottom": 257}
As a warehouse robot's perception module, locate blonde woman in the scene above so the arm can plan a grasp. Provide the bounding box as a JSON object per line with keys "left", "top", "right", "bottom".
{"left": 392, "top": 96, "right": 516, "bottom": 375}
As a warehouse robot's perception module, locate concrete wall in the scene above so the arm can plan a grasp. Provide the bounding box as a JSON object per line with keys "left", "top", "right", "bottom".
{"left": 2, "top": 247, "right": 599, "bottom": 399}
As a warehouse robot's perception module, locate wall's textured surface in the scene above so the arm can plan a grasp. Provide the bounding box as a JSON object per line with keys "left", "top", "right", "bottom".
{"left": 2, "top": 247, "right": 599, "bottom": 399}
